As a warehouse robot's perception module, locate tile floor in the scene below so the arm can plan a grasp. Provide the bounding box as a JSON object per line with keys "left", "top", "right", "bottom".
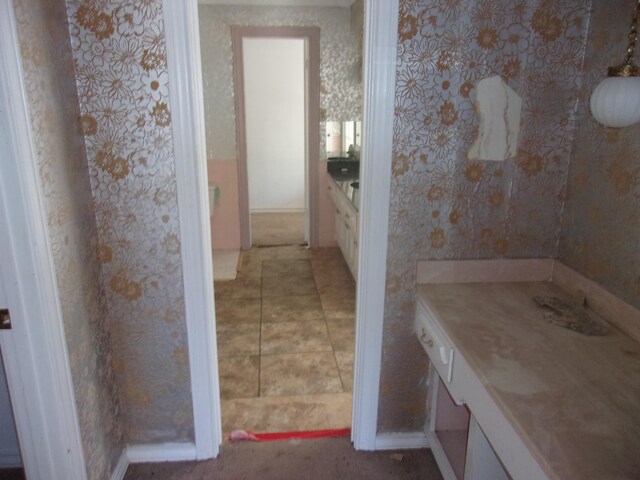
{"left": 250, "top": 212, "right": 305, "bottom": 246}
{"left": 214, "top": 245, "right": 356, "bottom": 435}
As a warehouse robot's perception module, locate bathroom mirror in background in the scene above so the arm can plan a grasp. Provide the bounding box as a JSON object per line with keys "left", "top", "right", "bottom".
{"left": 326, "top": 121, "right": 361, "bottom": 158}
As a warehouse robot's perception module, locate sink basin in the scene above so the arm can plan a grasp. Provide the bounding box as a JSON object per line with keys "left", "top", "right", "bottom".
{"left": 327, "top": 159, "right": 359, "bottom": 176}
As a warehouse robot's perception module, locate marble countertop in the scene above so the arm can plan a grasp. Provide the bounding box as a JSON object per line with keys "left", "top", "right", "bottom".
{"left": 329, "top": 172, "right": 359, "bottom": 211}
{"left": 417, "top": 279, "right": 640, "bottom": 479}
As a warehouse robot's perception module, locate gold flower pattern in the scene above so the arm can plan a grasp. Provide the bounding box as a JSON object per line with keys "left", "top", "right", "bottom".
{"left": 559, "top": 0, "right": 640, "bottom": 312}
{"left": 13, "top": 0, "right": 639, "bottom": 466}
{"left": 13, "top": 0, "right": 125, "bottom": 478}
{"left": 198, "top": 4, "right": 364, "bottom": 162}
{"left": 66, "top": 0, "right": 194, "bottom": 446}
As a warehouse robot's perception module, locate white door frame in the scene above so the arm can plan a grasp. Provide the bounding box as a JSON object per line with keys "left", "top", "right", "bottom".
{"left": 351, "top": 0, "right": 399, "bottom": 449}
{"left": 162, "top": 0, "right": 222, "bottom": 459}
{"left": 231, "top": 27, "right": 321, "bottom": 250}
{"left": 0, "top": 0, "right": 87, "bottom": 478}
{"left": 165, "top": 0, "right": 399, "bottom": 453}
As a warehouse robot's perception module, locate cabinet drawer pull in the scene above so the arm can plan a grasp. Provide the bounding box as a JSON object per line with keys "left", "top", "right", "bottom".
{"left": 421, "top": 328, "right": 434, "bottom": 347}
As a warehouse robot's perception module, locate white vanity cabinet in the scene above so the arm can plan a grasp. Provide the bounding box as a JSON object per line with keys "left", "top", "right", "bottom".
{"left": 327, "top": 178, "right": 358, "bottom": 280}
{"left": 416, "top": 296, "right": 511, "bottom": 480}
{"left": 414, "top": 260, "right": 640, "bottom": 480}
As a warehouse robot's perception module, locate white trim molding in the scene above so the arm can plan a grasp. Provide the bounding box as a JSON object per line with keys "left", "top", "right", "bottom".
{"left": 109, "top": 451, "right": 129, "bottom": 480}
{"left": 162, "top": 0, "right": 222, "bottom": 460}
{"left": 126, "top": 443, "right": 198, "bottom": 463}
{"left": 351, "top": 0, "right": 399, "bottom": 450}
{"left": 109, "top": 442, "right": 199, "bottom": 480}
{"left": 0, "top": 0, "right": 87, "bottom": 478}
{"left": 374, "top": 432, "right": 430, "bottom": 450}
{"left": 0, "top": 449, "right": 22, "bottom": 469}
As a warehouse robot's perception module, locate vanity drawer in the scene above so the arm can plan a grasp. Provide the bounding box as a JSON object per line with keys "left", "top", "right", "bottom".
{"left": 415, "top": 297, "right": 454, "bottom": 384}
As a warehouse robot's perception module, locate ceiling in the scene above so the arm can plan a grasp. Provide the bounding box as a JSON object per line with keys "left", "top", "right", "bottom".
{"left": 198, "top": 0, "right": 355, "bottom": 6}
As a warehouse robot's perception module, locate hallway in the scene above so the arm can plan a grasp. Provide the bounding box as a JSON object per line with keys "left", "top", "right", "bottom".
{"left": 214, "top": 245, "right": 355, "bottom": 435}
{"left": 123, "top": 436, "right": 442, "bottom": 480}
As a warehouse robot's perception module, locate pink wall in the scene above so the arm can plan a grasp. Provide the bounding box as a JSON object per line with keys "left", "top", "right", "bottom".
{"left": 207, "top": 159, "right": 336, "bottom": 249}
{"left": 208, "top": 160, "right": 241, "bottom": 250}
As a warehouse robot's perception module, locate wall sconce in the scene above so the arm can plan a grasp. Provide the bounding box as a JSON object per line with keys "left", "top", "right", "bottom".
{"left": 590, "top": 0, "right": 640, "bottom": 128}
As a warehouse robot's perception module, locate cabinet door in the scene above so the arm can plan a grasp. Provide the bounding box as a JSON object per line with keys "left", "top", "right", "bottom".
{"left": 351, "top": 233, "right": 359, "bottom": 280}
{"left": 464, "top": 417, "right": 510, "bottom": 480}
{"left": 334, "top": 204, "right": 343, "bottom": 245}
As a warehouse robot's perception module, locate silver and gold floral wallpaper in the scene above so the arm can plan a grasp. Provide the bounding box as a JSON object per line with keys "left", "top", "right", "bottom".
{"left": 12, "top": 0, "right": 639, "bottom": 466}
{"left": 198, "top": 4, "right": 363, "bottom": 161}
{"left": 380, "top": 0, "right": 591, "bottom": 432}
{"left": 559, "top": 0, "right": 640, "bottom": 311}
{"left": 65, "top": 0, "right": 194, "bottom": 443}
{"left": 13, "top": 0, "right": 123, "bottom": 478}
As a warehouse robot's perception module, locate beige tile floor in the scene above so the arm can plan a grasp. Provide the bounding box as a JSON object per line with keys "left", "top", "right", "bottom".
{"left": 214, "top": 246, "right": 356, "bottom": 436}
{"left": 250, "top": 212, "right": 305, "bottom": 246}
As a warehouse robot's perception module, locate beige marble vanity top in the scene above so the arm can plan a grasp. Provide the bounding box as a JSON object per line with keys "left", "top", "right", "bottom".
{"left": 416, "top": 261, "right": 640, "bottom": 480}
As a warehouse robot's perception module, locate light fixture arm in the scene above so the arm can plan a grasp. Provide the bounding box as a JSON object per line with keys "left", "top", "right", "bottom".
{"left": 608, "top": 0, "right": 640, "bottom": 77}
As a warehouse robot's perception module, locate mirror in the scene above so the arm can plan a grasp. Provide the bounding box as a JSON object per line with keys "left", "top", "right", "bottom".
{"left": 326, "top": 121, "right": 361, "bottom": 159}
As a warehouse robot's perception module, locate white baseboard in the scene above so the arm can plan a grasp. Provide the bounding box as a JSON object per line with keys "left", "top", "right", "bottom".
{"left": 250, "top": 209, "right": 305, "bottom": 214}
{"left": 0, "top": 448, "right": 22, "bottom": 468}
{"left": 109, "top": 442, "right": 198, "bottom": 480}
{"left": 126, "top": 442, "right": 198, "bottom": 463}
{"left": 109, "top": 449, "right": 129, "bottom": 480}
{"left": 374, "top": 432, "right": 430, "bottom": 450}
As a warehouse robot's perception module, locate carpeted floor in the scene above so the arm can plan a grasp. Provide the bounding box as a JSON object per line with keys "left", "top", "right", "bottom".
{"left": 0, "top": 468, "right": 24, "bottom": 480}
{"left": 123, "top": 437, "right": 443, "bottom": 479}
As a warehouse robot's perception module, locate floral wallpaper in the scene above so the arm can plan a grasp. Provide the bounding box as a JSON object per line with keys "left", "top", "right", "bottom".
{"left": 198, "top": 4, "right": 363, "bottom": 161}
{"left": 66, "top": 0, "right": 194, "bottom": 443}
{"left": 559, "top": 0, "right": 640, "bottom": 311}
{"left": 13, "top": 0, "right": 123, "bottom": 478}
{"left": 379, "top": 0, "right": 590, "bottom": 432}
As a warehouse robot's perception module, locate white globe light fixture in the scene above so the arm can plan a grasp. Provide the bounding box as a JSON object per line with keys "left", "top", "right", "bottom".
{"left": 590, "top": 0, "right": 640, "bottom": 128}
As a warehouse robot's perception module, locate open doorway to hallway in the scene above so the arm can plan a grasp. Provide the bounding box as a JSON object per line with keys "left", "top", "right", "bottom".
{"left": 242, "top": 37, "right": 307, "bottom": 247}
{"left": 198, "top": 1, "right": 364, "bottom": 438}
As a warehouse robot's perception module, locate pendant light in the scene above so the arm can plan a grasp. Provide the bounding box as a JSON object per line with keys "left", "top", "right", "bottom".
{"left": 590, "top": 0, "right": 640, "bottom": 128}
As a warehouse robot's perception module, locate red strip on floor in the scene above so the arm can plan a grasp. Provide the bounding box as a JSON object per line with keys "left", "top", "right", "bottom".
{"left": 229, "top": 428, "right": 351, "bottom": 443}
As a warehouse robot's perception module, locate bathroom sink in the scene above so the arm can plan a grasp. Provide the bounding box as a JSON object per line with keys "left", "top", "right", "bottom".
{"left": 327, "top": 158, "right": 359, "bottom": 176}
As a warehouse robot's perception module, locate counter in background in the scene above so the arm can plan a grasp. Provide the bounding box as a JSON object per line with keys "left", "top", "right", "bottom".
{"left": 327, "top": 171, "right": 359, "bottom": 279}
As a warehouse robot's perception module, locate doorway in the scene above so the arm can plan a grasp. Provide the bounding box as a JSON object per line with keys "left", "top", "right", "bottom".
{"left": 166, "top": 0, "right": 400, "bottom": 455}
{"left": 208, "top": 20, "right": 354, "bottom": 436}
{"left": 242, "top": 37, "right": 307, "bottom": 247}
{"left": 231, "top": 26, "right": 320, "bottom": 251}
{"left": 0, "top": 351, "right": 23, "bottom": 479}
